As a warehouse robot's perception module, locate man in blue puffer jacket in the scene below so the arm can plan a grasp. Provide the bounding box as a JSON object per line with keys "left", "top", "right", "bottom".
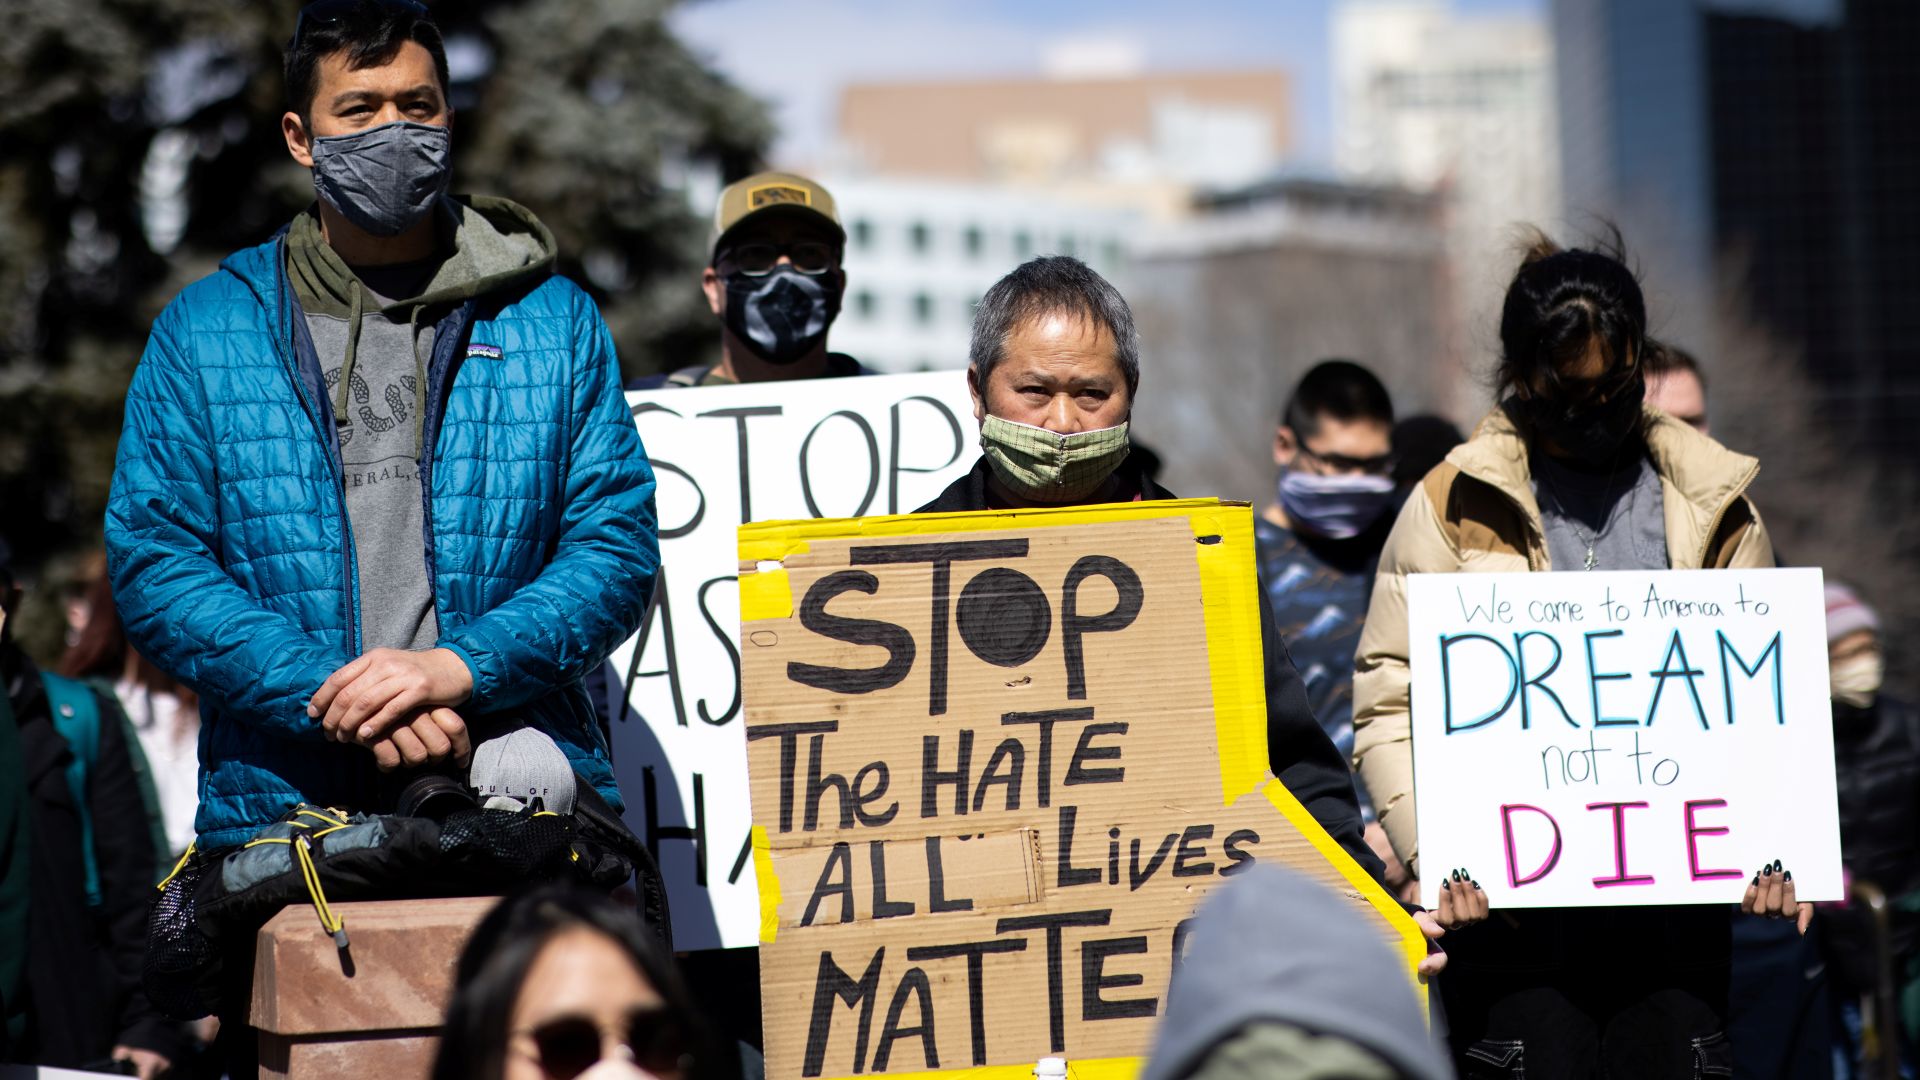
{"left": 104, "top": 0, "right": 658, "bottom": 855}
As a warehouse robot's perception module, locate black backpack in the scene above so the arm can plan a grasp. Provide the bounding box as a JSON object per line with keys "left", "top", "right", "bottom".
{"left": 143, "top": 775, "right": 669, "bottom": 1021}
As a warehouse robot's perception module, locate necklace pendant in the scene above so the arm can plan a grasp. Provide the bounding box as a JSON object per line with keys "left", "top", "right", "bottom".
{"left": 1583, "top": 548, "right": 1598, "bottom": 571}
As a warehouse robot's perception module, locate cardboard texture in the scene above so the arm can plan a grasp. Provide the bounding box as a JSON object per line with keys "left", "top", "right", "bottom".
{"left": 1408, "top": 567, "right": 1843, "bottom": 909}
{"left": 739, "top": 499, "right": 1423, "bottom": 1079}
{"left": 251, "top": 897, "right": 498, "bottom": 1079}
{"left": 609, "top": 372, "right": 976, "bottom": 950}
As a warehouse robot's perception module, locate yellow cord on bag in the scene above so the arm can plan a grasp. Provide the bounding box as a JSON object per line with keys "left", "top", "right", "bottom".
{"left": 294, "top": 833, "right": 348, "bottom": 951}
{"left": 157, "top": 842, "right": 197, "bottom": 891}
{"left": 238, "top": 813, "right": 351, "bottom": 951}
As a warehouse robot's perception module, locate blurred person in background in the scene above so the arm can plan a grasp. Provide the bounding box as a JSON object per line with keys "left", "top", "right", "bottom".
{"left": 1256, "top": 359, "right": 1414, "bottom": 899}
{"left": 630, "top": 171, "right": 868, "bottom": 389}
{"left": 616, "top": 169, "right": 867, "bottom": 1067}
{"left": 0, "top": 545, "right": 184, "bottom": 1078}
{"left": 0, "top": 561, "right": 30, "bottom": 1059}
{"left": 1644, "top": 340, "right": 1710, "bottom": 436}
{"left": 433, "top": 887, "right": 732, "bottom": 1080}
{"left": 1353, "top": 230, "right": 1809, "bottom": 1075}
{"left": 1822, "top": 582, "right": 1920, "bottom": 1076}
{"left": 60, "top": 568, "right": 199, "bottom": 861}
{"left": 1142, "top": 864, "right": 1450, "bottom": 1080}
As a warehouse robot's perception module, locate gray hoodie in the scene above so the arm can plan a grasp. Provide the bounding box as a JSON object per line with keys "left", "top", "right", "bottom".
{"left": 1142, "top": 865, "right": 1451, "bottom": 1080}
{"left": 288, "top": 196, "right": 557, "bottom": 652}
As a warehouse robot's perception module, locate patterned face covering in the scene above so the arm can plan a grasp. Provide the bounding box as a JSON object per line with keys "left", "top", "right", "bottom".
{"left": 979, "top": 414, "right": 1131, "bottom": 502}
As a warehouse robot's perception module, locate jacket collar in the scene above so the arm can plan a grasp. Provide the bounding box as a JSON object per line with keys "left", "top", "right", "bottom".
{"left": 1446, "top": 402, "right": 1761, "bottom": 569}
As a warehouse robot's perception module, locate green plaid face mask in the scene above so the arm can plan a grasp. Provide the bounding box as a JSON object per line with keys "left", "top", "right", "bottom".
{"left": 979, "top": 414, "right": 1131, "bottom": 502}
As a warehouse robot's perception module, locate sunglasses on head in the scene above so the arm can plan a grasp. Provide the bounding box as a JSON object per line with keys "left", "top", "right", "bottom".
{"left": 522, "top": 1006, "right": 690, "bottom": 1079}
{"left": 289, "top": 0, "right": 430, "bottom": 51}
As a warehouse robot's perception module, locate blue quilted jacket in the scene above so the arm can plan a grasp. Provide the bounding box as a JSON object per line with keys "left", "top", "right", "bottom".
{"left": 105, "top": 221, "right": 659, "bottom": 850}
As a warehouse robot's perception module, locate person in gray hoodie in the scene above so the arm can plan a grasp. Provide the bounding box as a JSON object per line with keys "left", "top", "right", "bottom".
{"left": 1143, "top": 865, "right": 1452, "bottom": 1080}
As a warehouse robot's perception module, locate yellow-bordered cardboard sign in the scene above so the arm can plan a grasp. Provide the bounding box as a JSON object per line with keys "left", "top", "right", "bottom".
{"left": 739, "top": 499, "right": 1422, "bottom": 1079}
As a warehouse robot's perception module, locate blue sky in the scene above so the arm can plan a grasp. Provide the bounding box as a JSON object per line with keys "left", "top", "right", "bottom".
{"left": 671, "top": 0, "right": 1543, "bottom": 170}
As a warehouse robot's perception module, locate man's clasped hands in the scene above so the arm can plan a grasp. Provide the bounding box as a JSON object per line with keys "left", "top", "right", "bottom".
{"left": 306, "top": 647, "right": 475, "bottom": 770}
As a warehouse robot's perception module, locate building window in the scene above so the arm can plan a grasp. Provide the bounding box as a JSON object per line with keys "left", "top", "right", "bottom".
{"left": 912, "top": 292, "right": 934, "bottom": 324}
{"left": 909, "top": 222, "right": 931, "bottom": 253}
{"left": 854, "top": 290, "right": 876, "bottom": 319}
{"left": 1013, "top": 229, "right": 1033, "bottom": 259}
{"left": 851, "top": 219, "right": 873, "bottom": 250}
{"left": 964, "top": 225, "right": 984, "bottom": 258}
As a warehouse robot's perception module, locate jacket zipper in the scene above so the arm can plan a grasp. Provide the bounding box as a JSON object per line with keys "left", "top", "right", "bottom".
{"left": 417, "top": 300, "right": 476, "bottom": 625}
{"left": 276, "top": 237, "right": 363, "bottom": 655}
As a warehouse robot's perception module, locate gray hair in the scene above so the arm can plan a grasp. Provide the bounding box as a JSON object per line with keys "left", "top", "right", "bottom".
{"left": 968, "top": 255, "right": 1141, "bottom": 396}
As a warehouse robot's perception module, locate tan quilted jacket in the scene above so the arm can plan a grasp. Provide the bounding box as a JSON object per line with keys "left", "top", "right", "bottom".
{"left": 1351, "top": 404, "right": 1776, "bottom": 877}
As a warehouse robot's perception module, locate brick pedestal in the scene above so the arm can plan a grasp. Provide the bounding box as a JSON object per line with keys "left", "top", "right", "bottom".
{"left": 251, "top": 897, "right": 499, "bottom": 1080}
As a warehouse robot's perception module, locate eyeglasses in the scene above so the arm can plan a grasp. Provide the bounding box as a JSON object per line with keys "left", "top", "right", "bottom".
{"left": 519, "top": 1006, "right": 690, "bottom": 1080}
{"left": 717, "top": 241, "right": 838, "bottom": 276}
{"left": 1298, "top": 443, "right": 1395, "bottom": 476}
{"left": 289, "top": 0, "right": 430, "bottom": 51}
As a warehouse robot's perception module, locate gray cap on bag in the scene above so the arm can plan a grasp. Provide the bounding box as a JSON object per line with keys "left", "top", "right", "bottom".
{"left": 469, "top": 725, "right": 578, "bottom": 815}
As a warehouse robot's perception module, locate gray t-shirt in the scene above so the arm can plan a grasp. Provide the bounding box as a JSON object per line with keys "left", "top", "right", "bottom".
{"left": 1531, "top": 447, "right": 1668, "bottom": 573}
{"left": 304, "top": 261, "right": 441, "bottom": 652}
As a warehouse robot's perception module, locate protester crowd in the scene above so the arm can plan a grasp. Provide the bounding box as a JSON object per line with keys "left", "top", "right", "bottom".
{"left": 0, "top": 1, "right": 1914, "bottom": 1078}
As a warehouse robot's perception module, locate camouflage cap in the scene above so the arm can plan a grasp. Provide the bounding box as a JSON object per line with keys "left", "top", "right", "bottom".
{"left": 712, "top": 171, "right": 844, "bottom": 256}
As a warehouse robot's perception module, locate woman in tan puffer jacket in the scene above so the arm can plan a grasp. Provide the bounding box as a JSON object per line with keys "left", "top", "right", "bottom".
{"left": 1352, "top": 231, "right": 1807, "bottom": 1077}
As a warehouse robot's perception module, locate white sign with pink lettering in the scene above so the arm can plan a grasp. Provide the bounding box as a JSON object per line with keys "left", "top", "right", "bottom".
{"left": 1408, "top": 567, "right": 1841, "bottom": 909}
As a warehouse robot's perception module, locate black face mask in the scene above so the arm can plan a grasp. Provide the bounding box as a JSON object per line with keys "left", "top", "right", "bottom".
{"left": 1523, "top": 377, "right": 1646, "bottom": 461}
{"left": 722, "top": 267, "right": 841, "bottom": 365}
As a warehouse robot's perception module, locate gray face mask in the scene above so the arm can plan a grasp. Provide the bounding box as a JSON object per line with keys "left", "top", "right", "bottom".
{"left": 310, "top": 120, "right": 451, "bottom": 237}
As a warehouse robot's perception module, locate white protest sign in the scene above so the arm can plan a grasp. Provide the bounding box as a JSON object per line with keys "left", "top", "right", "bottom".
{"left": 1408, "top": 568, "right": 1841, "bottom": 909}
{"left": 607, "top": 372, "right": 976, "bottom": 950}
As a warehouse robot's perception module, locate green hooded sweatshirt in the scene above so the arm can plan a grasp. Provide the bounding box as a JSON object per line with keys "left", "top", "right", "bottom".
{"left": 286, "top": 195, "right": 557, "bottom": 652}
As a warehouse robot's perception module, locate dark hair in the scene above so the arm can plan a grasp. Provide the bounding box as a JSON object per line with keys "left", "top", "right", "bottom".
{"left": 1282, "top": 359, "right": 1393, "bottom": 441}
{"left": 285, "top": 0, "right": 451, "bottom": 123}
{"left": 1495, "top": 227, "right": 1647, "bottom": 403}
{"left": 431, "top": 887, "right": 731, "bottom": 1080}
{"left": 1644, "top": 338, "right": 1708, "bottom": 394}
{"left": 969, "top": 255, "right": 1140, "bottom": 397}
{"left": 1390, "top": 414, "right": 1465, "bottom": 488}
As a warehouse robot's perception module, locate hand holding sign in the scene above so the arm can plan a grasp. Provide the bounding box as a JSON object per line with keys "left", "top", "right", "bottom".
{"left": 1432, "top": 869, "right": 1490, "bottom": 930}
{"left": 1741, "top": 861, "right": 1814, "bottom": 933}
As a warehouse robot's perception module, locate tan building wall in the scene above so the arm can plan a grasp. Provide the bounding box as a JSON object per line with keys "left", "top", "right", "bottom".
{"left": 837, "top": 71, "right": 1290, "bottom": 188}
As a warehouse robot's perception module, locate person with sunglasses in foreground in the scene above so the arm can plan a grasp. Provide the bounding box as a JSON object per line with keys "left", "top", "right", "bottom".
{"left": 629, "top": 172, "right": 869, "bottom": 389}
{"left": 434, "top": 887, "right": 731, "bottom": 1080}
